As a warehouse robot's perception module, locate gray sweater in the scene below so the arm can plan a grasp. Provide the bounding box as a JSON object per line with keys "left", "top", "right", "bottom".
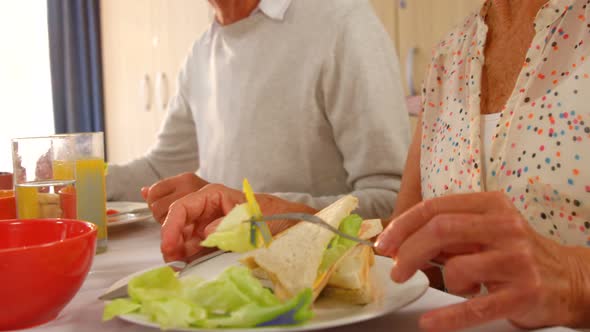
{"left": 106, "top": 0, "right": 410, "bottom": 219}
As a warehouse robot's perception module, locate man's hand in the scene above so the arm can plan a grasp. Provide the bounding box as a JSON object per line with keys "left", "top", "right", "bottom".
{"left": 142, "top": 172, "right": 209, "bottom": 223}
{"left": 160, "top": 183, "right": 317, "bottom": 262}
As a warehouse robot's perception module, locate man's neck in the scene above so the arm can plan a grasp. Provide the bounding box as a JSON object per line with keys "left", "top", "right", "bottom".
{"left": 208, "top": 0, "right": 260, "bottom": 26}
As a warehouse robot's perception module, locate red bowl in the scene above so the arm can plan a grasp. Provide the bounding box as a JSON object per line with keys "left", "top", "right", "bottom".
{"left": 0, "top": 190, "right": 16, "bottom": 220}
{"left": 0, "top": 219, "right": 97, "bottom": 330}
{"left": 0, "top": 172, "right": 12, "bottom": 190}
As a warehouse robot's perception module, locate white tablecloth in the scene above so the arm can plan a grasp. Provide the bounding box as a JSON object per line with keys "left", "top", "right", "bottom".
{"left": 19, "top": 220, "right": 577, "bottom": 332}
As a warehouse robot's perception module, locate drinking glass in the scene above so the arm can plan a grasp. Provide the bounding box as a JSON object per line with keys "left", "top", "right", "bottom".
{"left": 53, "top": 132, "right": 108, "bottom": 254}
{"left": 11, "top": 136, "right": 77, "bottom": 221}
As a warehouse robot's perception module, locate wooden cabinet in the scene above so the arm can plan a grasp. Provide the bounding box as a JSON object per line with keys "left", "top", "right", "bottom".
{"left": 101, "top": 0, "right": 153, "bottom": 163}
{"left": 369, "top": 0, "right": 398, "bottom": 50}
{"left": 397, "top": 0, "right": 483, "bottom": 95}
{"left": 101, "top": 0, "right": 211, "bottom": 163}
{"left": 370, "top": 0, "right": 483, "bottom": 95}
{"left": 369, "top": 0, "right": 483, "bottom": 133}
{"left": 150, "top": 0, "right": 212, "bottom": 126}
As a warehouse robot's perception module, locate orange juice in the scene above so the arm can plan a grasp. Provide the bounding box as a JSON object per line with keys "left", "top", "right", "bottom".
{"left": 53, "top": 158, "right": 107, "bottom": 253}
{"left": 75, "top": 158, "right": 107, "bottom": 253}
{"left": 15, "top": 180, "right": 76, "bottom": 219}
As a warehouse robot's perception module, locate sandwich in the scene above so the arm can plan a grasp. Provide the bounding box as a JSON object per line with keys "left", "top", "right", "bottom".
{"left": 202, "top": 180, "right": 382, "bottom": 305}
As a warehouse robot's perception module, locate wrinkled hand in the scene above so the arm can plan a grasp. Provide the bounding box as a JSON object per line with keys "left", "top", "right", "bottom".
{"left": 142, "top": 172, "right": 209, "bottom": 223}
{"left": 160, "top": 183, "right": 316, "bottom": 262}
{"left": 376, "top": 192, "right": 588, "bottom": 331}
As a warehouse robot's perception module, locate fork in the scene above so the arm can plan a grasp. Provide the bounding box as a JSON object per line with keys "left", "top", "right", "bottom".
{"left": 251, "top": 212, "right": 445, "bottom": 270}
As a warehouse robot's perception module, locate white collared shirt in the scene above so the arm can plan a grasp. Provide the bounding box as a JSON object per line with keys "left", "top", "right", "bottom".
{"left": 205, "top": 0, "right": 292, "bottom": 43}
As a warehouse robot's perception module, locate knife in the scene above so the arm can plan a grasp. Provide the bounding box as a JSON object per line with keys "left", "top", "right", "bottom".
{"left": 98, "top": 250, "right": 226, "bottom": 301}
{"left": 107, "top": 207, "right": 152, "bottom": 218}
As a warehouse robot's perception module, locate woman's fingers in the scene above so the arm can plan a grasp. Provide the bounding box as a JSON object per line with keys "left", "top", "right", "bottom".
{"left": 442, "top": 250, "right": 525, "bottom": 296}
{"left": 377, "top": 192, "right": 514, "bottom": 256}
{"left": 419, "top": 289, "right": 524, "bottom": 332}
{"left": 391, "top": 213, "right": 514, "bottom": 282}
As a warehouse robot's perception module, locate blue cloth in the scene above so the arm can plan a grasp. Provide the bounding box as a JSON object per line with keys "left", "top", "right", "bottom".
{"left": 47, "top": 0, "right": 104, "bottom": 134}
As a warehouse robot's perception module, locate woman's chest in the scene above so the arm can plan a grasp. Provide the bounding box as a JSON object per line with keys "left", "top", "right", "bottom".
{"left": 421, "top": 28, "right": 590, "bottom": 246}
{"left": 480, "top": 25, "right": 535, "bottom": 115}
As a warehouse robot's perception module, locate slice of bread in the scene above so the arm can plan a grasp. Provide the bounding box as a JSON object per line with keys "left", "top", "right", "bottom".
{"left": 321, "top": 219, "right": 383, "bottom": 304}
{"left": 241, "top": 196, "right": 359, "bottom": 301}
{"left": 322, "top": 245, "right": 376, "bottom": 304}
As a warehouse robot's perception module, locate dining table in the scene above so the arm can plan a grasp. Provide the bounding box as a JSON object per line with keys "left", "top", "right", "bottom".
{"left": 19, "top": 217, "right": 580, "bottom": 332}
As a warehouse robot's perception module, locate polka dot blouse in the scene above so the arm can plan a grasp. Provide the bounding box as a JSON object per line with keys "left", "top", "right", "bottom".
{"left": 420, "top": 0, "right": 590, "bottom": 246}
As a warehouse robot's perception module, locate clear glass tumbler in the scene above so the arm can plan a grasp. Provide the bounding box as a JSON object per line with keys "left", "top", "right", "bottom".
{"left": 52, "top": 132, "right": 108, "bottom": 254}
{"left": 12, "top": 136, "right": 77, "bottom": 221}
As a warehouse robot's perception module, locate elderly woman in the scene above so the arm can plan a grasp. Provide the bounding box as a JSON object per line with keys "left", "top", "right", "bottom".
{"left": 375, "top": 0, "right": 590, "bottom": 330}
{"left": 160, "top": 0, "right": 590, "bottom": 330}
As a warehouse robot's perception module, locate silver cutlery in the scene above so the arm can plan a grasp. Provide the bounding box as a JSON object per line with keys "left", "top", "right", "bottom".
{"left": 107, "top": 207, "right": 152, "bottom": 218}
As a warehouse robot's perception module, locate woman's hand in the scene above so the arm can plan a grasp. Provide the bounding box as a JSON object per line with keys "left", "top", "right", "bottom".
{"left": 160, "top": 183, "right": 316, "bottom": 262}
{"left": 376, "top": 192, "right": 590, "bottom": 331}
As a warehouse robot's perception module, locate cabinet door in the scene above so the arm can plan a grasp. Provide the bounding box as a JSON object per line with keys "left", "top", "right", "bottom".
{"left": 101, "top": 0, "right": 159, "bottom": 163}
{"left": 369, "top": 0, "right": 398, "bottom": 49}
{"left": 398, "top": 0, "right": 483, "bottom": 95}
{"left": 152, "top": 0, "right": 212, "bottom": 125}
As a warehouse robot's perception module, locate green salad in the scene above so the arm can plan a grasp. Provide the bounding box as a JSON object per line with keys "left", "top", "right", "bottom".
{"left": 200, "top": 179, "right": 272, "bottom": 253}
{"left": 318, "top": 214, "right": 363, "bottom": 273}
{"left": 103, "top": 266, "right": 313, "bottom": 329}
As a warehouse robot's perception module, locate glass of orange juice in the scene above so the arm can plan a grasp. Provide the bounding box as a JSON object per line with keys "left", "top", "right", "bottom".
{"left": 52, "top": 132, "right": 108, "bottom": 254}
{"left": 11, "top": 136, "right": 77, "bottom": 221}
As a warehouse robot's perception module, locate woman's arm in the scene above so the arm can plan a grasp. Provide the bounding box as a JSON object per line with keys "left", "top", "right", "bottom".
{"left": 384, "top": 113, "right": 446, "bottom": 290}
{"left": 390, "top": 113, "right": 424, "bottom": 220}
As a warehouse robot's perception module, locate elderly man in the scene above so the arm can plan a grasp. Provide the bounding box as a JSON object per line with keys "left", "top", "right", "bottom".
{"left": 106, "top": 0, "right": 410, "bottom": 222}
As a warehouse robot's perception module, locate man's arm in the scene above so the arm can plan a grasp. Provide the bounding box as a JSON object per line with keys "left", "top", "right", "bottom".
{"left": 107, "top": 62, "right": 199, "bottom": 202}
{"left": 273, "top": 0, "right": 410, "bottom": 219}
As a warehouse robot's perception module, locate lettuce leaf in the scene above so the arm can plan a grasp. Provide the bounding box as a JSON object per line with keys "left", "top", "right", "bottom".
{"left": 141, "top": 298, "right": 207, "bottom": 329}
{"left": 200, "top": 203, "right": 256, "bottom": 253}
{"left": 103, "top": 266, "right": 313, "bottom": 329}
{"left": 318, "top": 214, "right": 363, "bottom": 273}
{"left": 205, "top": 288, "right": 313, "bottom": 328}
{"left": 201, "top": 178, "right": 273, "bottom": 252}
{"left": 128, "top": 266, "right": 182, "bottom": 302}
{"left": 103, "top": 299, "right": 141, "bottom": 321}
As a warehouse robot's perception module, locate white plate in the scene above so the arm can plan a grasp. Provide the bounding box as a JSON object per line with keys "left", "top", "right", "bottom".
{"left": 118, "top": 252, "right": 429, "bottom": 331}
{"left": 107, "top": 201, "right": 152, "bottom": 228}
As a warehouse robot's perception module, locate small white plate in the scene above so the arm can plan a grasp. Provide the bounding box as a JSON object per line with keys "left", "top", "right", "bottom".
{"left": 107, "top": 201, "right": 152, "bottom": 228}
{"left": 118, "top": 252, "right": 429, "bottom": 331}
